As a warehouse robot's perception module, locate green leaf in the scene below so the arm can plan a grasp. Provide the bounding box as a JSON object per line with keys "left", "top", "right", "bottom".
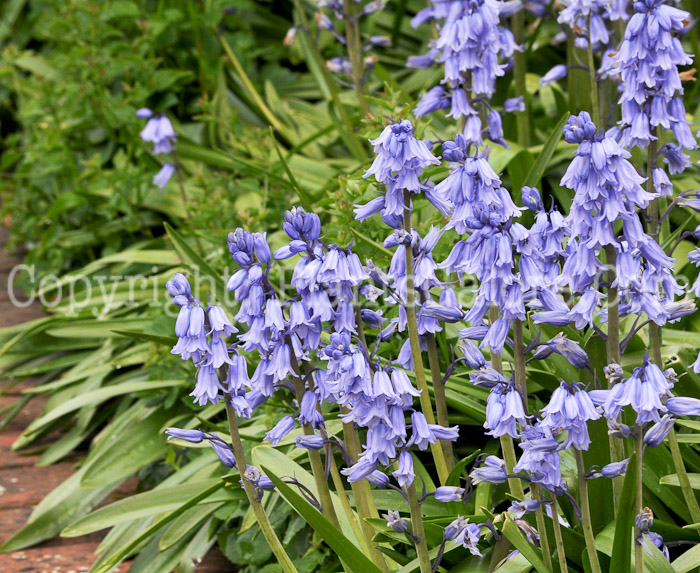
{"left": 159, "top": 504, "right": 221, "bottom": 551}
{"left": 111, "top": 329, "right": 176, "bottom": 346}
{"left": 610, "top": 452, "right": 637, "bottom": 572}
{"left": 660, "top": 473, "right": 700, "bottom": 489}
{"left": 22, "top": 380, "right": 184, "bottom": 435}
{"left": 446, "top": 450, "right": 481, "bottom": 487}
{"left": 79, "top": 408, "right": 172, "bottom": 488}
{"left": 89, "top": 481, "right": 228, "bottom": 573}
{"left": 672, "top": 542, "right": 700, "bottom": 572}
{"left": 63, "top": 478, "right": 237, "bottom": 536}
{"left": 522, "top": 112, "right": 570, "bottom": 190}
{"left": 252, "top": 446, "right": 361, "bottom": 542}
{"left": 261, "top": 465, "right": 383, "bottom": 573}
{"left": 501, "top": 516, "right": 549, "bottom": 573}
{"left": 270, "top": 127, "right": 313, "bottom": 211}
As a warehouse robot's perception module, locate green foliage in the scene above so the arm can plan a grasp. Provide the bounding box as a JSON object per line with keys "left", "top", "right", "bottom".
{"left": 3, "top": 0, "right": 700, "bottom": 571}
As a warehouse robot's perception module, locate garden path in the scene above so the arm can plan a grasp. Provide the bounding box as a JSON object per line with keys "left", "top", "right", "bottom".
{"left": 0, "top": 229, "right": 231, "bottom": 572}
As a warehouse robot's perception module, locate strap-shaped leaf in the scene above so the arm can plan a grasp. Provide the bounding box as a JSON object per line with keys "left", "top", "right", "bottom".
{"left": 501, "top": 515, "right": 549, "bottom": 573}
{"left": 522, "top": 112, "right": 570, "bottom": 190}
{"left": 610, "top": 452, "right": 638, "bottom": 572}
{"left": 262, "top": 465, "right": 384, "bottom": 573}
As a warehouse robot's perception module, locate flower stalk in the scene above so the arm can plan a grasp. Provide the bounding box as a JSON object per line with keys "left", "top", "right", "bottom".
{"left": 224, "top": 398, "right": 298, "bottom": 573}
{"left": 426, "top": 330, "right": 455, "bottom": 470}
{"left": 407, "top": 482, "right": 432, "bottom": 573}
{"left": 550, "top": 494, "right": 569, "bottom": 573}
{"left": 604, "top": 244, "right": 625, "bottom": 511}
{"left": 403, "top": 191, "right": 450, "bottom": 485}
{"left": 575, "top": 449, "right": 601, "bottom": 573}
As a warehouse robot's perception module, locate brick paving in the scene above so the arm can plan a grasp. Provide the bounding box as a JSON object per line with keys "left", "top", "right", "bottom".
{"left": 0, "top": 229, "right": 232, "bottom": 572}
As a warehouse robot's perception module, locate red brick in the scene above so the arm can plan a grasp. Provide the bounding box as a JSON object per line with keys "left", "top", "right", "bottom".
{"left": 0, "top": 397, "right": 48, "bottom": 430}
{"left": 0, "top": 465, "right": 75, "bottom": 509}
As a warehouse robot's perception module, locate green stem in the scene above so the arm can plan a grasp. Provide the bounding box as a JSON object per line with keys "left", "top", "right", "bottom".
{"left": 328, "top": 453, "right": 372, "bottom": 556}
{"left": 218, "top": 33, "right": 284, "bottom": 133}
{"left": 288, "top": 354, "right": 341, "bottom": 529}
{"left": 292, "top": 0, "right": 367, "bottom": 160}
{"left": 575, "top": 449, "right": 601, "bottom": 573}
{"left": 512, "top": 9, "right": 531, "bottom": 147}
{"left": 634, "top": 431, "right": 644, "bottom": 573}
{"left": 489, "top": 307, "right": 525, "bottom": 500}
{"left": 667, "top": 430, "right": 700, "bottom": 526}
{"left": 604, "top": 244, "right": 624, "bottom": 512}
{"left": 341, "top": 0, "right": 367, "bottom": 116}
{"left": 646, "top": 140, "right": 663, "bottom": 368}
{"left": 586, "top": 15, "right": 601, "bottom": 128}
{"left": 402, "top": 191, "right": 450, "bottom": 485}
{"left": 170, "top": 149, "right": 204, "bottom": 256}
{"left": 292, "top": 379, "right": 341, "bottom": 528}
{"left": 224, "top": 399, "right": 298, "bottom": 572}
{"left": 341, "top": 415, "right": 389, "bottom": 570}
{"left": 426, "top": 330, "right": 455, "bottom": 470}
{"left": 407, "top": 483, "right": 432, "bottom": 573}
{"left": 512, "top": 319, "right": 528, "bottom": 413}
{"left": 531, "top": 484, "right": 553, "bottom": 571}
{"left": 645, "top": 136, "right": 700, "bottom": 530}
{"left": 550, "top": 494, "right": 569, "bottom": 573}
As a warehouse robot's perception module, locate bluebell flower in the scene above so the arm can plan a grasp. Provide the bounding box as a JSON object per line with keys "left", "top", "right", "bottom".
{"left": 296, "top": 435, "right": 325, "bottom": 450}
{"left": 391, "top": 369, "right": 422, "bottom": 407}
{"left": 409, "top": 0, "right": 518, "bottom": 145}
{"left": 540, "top": 381, "right": 601, "bottom": 450}
{"left": 612, "top": 0, "right": 697, "bottom": 154}
{"left": 504, "top": 96, "right": 525, "bottom": 113}
{"left": 509, "top": 499, "right": 548, "bottom": 519}
{"left": 485, "top": 382, "right": 527, "bottom": 438}
{"left": 460, "top": 339, "right": 486, "bottom": 370}
{"left": 434, "top": 486, "right": 465, "bottom": 502}
{"left": 600, "top": 356, "right": 673, "bottom": 424}
{"left": 209, "top": 438, "right": 237, "bottom": 468}
{"left": 469, "top": 365, "right": 507, "bottom": 388}
{"left": 383, "top": 510, "right": 409, "bottom": 533}
{"left": 357, "top": 120, "right": 440, "bottom": 223}
{"left": 264, "top": 416, "right": 296, "bottom": 446}
{"left": 165, "top": 427, "right": 205, "bottom": 443}
{"left": 444, "top": 516, "right": 483, "bottom": 556}
{"left": 661, "top": 143, "right": 691, "bottom": 174}
{"left": 666, "top": 397, "right": 700, "bottom": 417}
{"left": 139, "top": 111, "right": 176, "bottom": 154}
{"left": 534, "top": 333, "right": 589, "bottom": 368}
{"left": 557, "top": 112, "right": 677, "bottom": 324}
{"left": 644, "top": 414, "right": 675, "bottom": 447}
{"left": 601, "top": 458, "right": 630, "bottom": 478}
{"left": 393, "top": 451, "right": 414, "bottom": 488}
{"left": 514, "top": 424, "right": 564, "bottom": 493}
{"left": 153, "top": 164, "right": 175, "bottom": 188}
{"left": 366, "top": 471, "right": 390, "bottom": 488}
{"left": 558, "top": 0, "right": 626, "bottom": 50}
{"left": 653, "top": 168, "right": 674, "bottom": 198}
{"left": 470, "top": 455, "right": 508, "bottom": 484}
{"left": 540, "top": 64, "right": 568, "bottom": 86}
{"left": 298, "top": 391, "right": 325, "bottom": 428}
{"left": 190, "top": 364, "right": 223, "bottom": 406}
{"left": 283, "top": 206, "right": 321, "bottom": 243}
{"left": 521, "top": 186, "right": 543, "bottom": 211}
{"left": 415, "top": 86, "right": 451, "bottom": 117}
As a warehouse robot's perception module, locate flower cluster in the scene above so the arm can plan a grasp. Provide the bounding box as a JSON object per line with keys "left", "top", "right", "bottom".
{"left": 410, "top": 0, "right": 519, "bottom": 145}
{"left": 609, "top": 0, "right": 697, "bottom": 158}
{"left": 136, "top": 108, "right": 177, "bottom": 188}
